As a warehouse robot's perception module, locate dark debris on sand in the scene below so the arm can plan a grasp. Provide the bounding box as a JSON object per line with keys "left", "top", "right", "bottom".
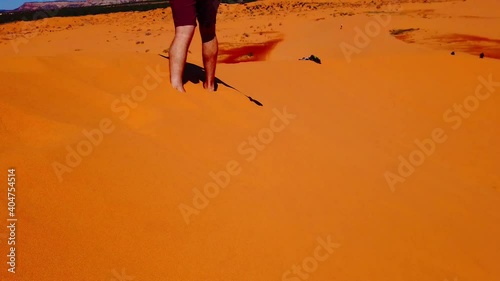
{"left": 299, "top": 55, "right": 322, "bottom": 64}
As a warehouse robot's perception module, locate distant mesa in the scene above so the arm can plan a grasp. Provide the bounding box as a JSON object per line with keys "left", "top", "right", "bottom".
{"left": 14, "top": 0, "right": 153, "bottom": 11}
{"left": 15, "top": 1, "right": 84, "bottom": 11}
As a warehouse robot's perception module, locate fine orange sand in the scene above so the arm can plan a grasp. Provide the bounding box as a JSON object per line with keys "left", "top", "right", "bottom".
{"left": 0, "top": 0, "right": 499, "bottom": 280}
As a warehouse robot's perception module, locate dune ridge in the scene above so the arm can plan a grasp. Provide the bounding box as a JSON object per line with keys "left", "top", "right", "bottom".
{"left": 0, "top": 0, "right": 499, "bottom": 280}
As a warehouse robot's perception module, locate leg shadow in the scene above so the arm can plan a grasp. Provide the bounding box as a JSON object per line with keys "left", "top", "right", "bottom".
{"left": 159, "top": 54, "right": 263, "bottom": 106}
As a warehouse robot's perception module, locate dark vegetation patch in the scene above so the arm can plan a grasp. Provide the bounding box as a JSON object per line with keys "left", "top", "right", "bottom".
{"left": 0, "top": 0, "right": 256, "bottom": 25}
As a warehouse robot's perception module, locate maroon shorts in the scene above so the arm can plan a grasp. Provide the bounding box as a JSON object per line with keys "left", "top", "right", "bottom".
{"left": 170, "top": 0, "right": 220, "bottom": 28}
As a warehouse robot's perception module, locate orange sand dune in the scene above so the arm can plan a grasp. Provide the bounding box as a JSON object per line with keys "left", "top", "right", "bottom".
{"left": 0, "top": 0, "right": 499, "bottom": 280}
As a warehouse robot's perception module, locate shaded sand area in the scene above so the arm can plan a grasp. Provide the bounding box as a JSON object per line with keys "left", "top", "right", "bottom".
{"left": 0, "top": 0, "right": 499, "bottom": 280}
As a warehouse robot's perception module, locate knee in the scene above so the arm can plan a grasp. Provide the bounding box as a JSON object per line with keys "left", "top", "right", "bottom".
{"left": 174, "top": 25, "right": 196, "bottom": 40}
{"left": 200, "top": 25, "right": 216, "bottom": 43}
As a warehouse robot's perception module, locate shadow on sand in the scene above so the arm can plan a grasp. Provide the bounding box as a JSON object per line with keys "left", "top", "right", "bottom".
{"left": 159, "top": 54, "right": 263, "bottom": 106}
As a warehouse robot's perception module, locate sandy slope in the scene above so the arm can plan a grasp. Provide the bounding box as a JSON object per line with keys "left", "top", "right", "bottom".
{"left": 0, "top": 0, "right": 499, "bottom": 280}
